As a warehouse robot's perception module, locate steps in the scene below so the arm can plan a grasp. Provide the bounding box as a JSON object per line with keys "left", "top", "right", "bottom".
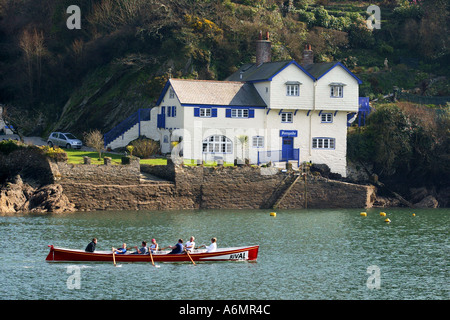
{"left": 139, "top": 172, "right": 174, "bottom": 185}
{"left": 272, "top": 174, "right": 301, "bottom": 209}
{"left": 263, "top": 173, "right": 300, "bottom": 209}
{"left": 104, "top": 108, "right": 151, "bottom": 148}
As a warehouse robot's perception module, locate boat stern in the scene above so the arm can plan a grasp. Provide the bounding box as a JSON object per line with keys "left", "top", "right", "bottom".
{"left": 46, "top": 245, "right": 54, "bottom": 261}
{"left": 248, "top": 245, "right": 259, "bottom": 261}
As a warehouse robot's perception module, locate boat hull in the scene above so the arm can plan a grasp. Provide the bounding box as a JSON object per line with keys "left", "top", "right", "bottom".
{"left": 46, "top": 245, "right": 259, "bottom": 263}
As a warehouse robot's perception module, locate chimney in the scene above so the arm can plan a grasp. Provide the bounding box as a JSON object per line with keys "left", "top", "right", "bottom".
{"left": 256, "top": 31, "right": 271, "bottom": 65}
{"left": 302, "top": 44, "right": 314, "bottom": 66}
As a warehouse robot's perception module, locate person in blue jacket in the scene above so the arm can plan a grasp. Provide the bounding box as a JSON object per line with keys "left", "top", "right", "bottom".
{"left": 112, "top": 243, "right": 127, "bottom": 254}
{"left": 167, "top": 239, "right": 184, "bottom": 254}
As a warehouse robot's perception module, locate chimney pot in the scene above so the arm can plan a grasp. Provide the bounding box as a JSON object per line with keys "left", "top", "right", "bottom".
{"left": 302, "top": 44, "right": 314, "bottom": 66}
{"left": 255, "top": 31, "right": 271, "bottom": 65}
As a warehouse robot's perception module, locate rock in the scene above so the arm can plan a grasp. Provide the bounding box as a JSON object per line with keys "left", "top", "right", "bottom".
{"left": 0, "top": 178, "right": 75, "bottom": 214}
{"left": 410, "top": 187, "right": 428, "bottom": 203}
{"left": 414, "top": 195, "right": 439, "bottom": 208}
{"left": 25, "top": 184, "right": 76, "bottom": 213}
{"left": 436, "top": 187, "right": 450, "bottom": 207}
{"left": 373, "top": 196, "right": 401, "bottom": 208}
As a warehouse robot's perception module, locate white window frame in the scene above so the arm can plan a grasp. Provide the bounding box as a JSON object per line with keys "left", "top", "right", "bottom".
{"left": 321, "top": 113, "right": 333, "bottom": 123}
{"left": 252, "top": 136, "right": 264, "bottom": 148}
{"left": 202, "top": 135, "right": 232, "bottom": 154}
{"left": 281, "top": 112, "right": 293, "bottom": 123}
{"left": 312, "top": 137, "right": 335, "bottom": 149}
{"left": 200, "top": 108, "right": 212, "bottom": 117}
{"left": 330, "top": 85, "right": 343, "bottom": 98}
{"left": 286, "top": 84, "right": 299, "bottom": 96}
{"left": 231, "top": 109, "right": 249, "bottom": 118}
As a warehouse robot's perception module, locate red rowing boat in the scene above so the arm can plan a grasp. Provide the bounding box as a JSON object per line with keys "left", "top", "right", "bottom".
{"left": 46, "top": 245, "right": 259, "bottom": 263}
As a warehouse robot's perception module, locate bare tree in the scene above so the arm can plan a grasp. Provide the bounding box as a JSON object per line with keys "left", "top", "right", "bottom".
{"left": 84, "top": 130, "right": 105, "bottom": 160}
{"left": 19, "top": 28, "right": 46, "bottom": 99}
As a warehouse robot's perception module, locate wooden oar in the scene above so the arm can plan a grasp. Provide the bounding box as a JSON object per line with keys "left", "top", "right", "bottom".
{"left": 112, "top": 247, "right": 116, "bottom": 267}
{"left": 185, "top": 249, "right": 196, "bottom": 266}
{"left": 149, "top": 248, "right": 160, "bottom": 268}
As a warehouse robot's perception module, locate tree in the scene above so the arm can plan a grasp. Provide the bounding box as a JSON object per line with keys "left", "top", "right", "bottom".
{"left": 237, "top": 135, "right": 248, "bottom": 162}
{"left": 84, "top": 130, "right": 105, "bottom": 160}
{"left": 18, "top": 28, "right": 46, "bottom": 100}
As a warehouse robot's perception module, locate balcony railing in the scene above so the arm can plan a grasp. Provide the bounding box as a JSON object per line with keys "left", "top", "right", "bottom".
{"left": 257, "top": 149, "right": 299, "bottom": 166}
{"left": 104, "top": 108, "right": 151, "bottom": 147}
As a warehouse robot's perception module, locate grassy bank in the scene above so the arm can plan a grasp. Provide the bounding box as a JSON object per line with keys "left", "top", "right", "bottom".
{"left": 65, "top": 149, "right": 167, "bottom": 165}
{"left": 65, "top": 150, "right": 238, "bottom": 166}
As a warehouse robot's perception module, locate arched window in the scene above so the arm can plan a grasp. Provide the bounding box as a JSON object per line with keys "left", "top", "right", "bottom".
{"left": 202, "top": 135, "right": 232, "bottom": 153}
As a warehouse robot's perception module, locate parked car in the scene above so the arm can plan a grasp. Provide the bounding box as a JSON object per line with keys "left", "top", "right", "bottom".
{"left": 47, "top": 132, "right": 82, "bottom": 149}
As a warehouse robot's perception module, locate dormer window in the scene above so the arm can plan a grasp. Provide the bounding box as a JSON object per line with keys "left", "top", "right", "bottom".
{"left": 330, "top": 82, "right": 345, "bottom": 98}
{"left": 286, "top": 81, "right": 301, "bottom": 96}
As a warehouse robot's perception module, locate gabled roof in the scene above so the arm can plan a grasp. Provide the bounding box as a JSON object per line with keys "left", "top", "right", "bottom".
{"left": 156, "top": 79, "right": 266, "bottom": 107}
{"left": 226, "top": 60, "right": 362, "bottom": 84}
{"left": 304, "top": 61, "right": 363, "bottom": 84}
{"left": 226, "top": 60, "right": 315, "bottom": 82}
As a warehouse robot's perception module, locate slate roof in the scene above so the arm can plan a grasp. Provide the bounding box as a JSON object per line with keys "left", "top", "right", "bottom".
{"left": 226, "top": 61, "right": 294, "bottom": 82}
{"left": 226, "top": 60, "right": 362, "bottom": 84}
{"left": 158, "top": 79, "right": 266, "bottom": 107}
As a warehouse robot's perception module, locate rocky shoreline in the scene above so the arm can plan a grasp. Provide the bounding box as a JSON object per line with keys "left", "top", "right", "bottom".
{"left": 0, "top": 144, "right": 447, "bottom": 214}
{"left": 0, "top": 175, "right": 75, "bottom": 214}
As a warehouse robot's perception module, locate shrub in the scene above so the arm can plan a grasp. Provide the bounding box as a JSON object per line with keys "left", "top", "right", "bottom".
{"left": 129, "top": 137, "right": 160, "bottom": 158}
{"left": 0, "top": 139, "right": 25, "bottom": 155}
{"left": 39, "top": 145, "right": 68, "bottom": 162}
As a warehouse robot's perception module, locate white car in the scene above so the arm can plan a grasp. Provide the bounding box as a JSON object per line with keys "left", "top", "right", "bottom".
{"left": 47, "top": 132, "right": 82, "bottom": 149}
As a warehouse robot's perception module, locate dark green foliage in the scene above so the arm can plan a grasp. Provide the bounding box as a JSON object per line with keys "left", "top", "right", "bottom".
{"left": 0, "top": 139, "right": 26, "bottom": 155}
{"left": 348, "top": 103, "right": 450, "bottom": 189}
{"left": 0, "top": 0, "right": 448, "bottom": 137}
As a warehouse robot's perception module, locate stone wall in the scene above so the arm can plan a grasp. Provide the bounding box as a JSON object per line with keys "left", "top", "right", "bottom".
{"left": 46, "top": 159, "right": 374, "bottom": 211}
{"left": 50, "top": 160, "right": 375, "bottom": 211}
{"left": 60, "top": 182, "right": 196, "bottom": 211}
{"left": 173, "top": 165, "right": 374, "bottom": 210}
{"left": 53, "top": 161, "right": 140, "bottom": 185}
{"left": 280, "top": 177, "right": 376, "bottom": 209}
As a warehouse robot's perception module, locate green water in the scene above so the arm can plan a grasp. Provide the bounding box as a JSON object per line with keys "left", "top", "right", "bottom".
{"left": 0, "top": 208, "right": 448, "bottom": 300}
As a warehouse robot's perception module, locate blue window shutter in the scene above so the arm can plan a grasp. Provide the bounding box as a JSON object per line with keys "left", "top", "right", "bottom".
{"left": 194, "top": 108, "right": 200, "bottom": 117}
{"left": 226, "top": 109, "right": 231, "bottom": 118}
{"left": 173, "top": 106, "right": 176, "bottom": 117}
{"left": 249, "top": 109, "right": 255, "bottom": 118}
{"left": 212, "top": 108, "right": 217, "bottom": 117}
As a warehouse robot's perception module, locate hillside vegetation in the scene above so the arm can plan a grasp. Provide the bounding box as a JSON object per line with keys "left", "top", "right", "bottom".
{"left": 0, "top": 0, "right": 448, "bottom": 137}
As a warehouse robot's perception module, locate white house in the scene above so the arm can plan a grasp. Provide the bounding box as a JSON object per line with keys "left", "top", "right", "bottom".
{"left": 105, "top": 36, "right": 362, "bottom": 177}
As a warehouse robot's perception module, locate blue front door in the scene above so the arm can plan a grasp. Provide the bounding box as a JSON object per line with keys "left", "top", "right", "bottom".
{"left": 282, "top": 137, "right": 293, "bottom": 161}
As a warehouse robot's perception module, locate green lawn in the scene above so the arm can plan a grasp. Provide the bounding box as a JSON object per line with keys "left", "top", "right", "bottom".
{"left": 65, "top": 149, "right": 167, "bottom": 165}
{"left": 65, "top": 150, "right": 236, "bottom": 166}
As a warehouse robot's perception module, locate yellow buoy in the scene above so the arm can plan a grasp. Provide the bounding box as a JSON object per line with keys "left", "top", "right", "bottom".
{"left": 412, "top": 213, "right": 416, "bottom": 217}
{"left": 380, "top": 212, "right": 386, "bottom": 217}
{"left": 385, "top": 218, "right": 391, "bottom": 223}
{"left": 360, "top": 212, "right": 367, "bottom": 217}
{"left": 270, "top": 212, "right": 276, "bottom": 217}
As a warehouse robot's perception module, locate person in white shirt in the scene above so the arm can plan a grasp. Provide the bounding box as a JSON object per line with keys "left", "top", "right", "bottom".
{"left": 149, "top": 238, "right": 158, "bottom": 253}
{"left": 185, "top": 236, "right": 195, "bottom": 252}
{"left": 198, "top": 237, "right": 217, "bottom": 252}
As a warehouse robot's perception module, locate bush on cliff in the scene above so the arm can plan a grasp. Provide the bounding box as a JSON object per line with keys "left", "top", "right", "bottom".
{"left": 0, "top": 139, "right": 26, "bottom": 155}
{"left": 39, "top": 145, "right": 68, "bottom": 162}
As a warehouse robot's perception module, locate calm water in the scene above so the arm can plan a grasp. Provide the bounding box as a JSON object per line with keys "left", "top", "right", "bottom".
{"left": 0, "top": 208, "right": 448, "bottom": 300}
